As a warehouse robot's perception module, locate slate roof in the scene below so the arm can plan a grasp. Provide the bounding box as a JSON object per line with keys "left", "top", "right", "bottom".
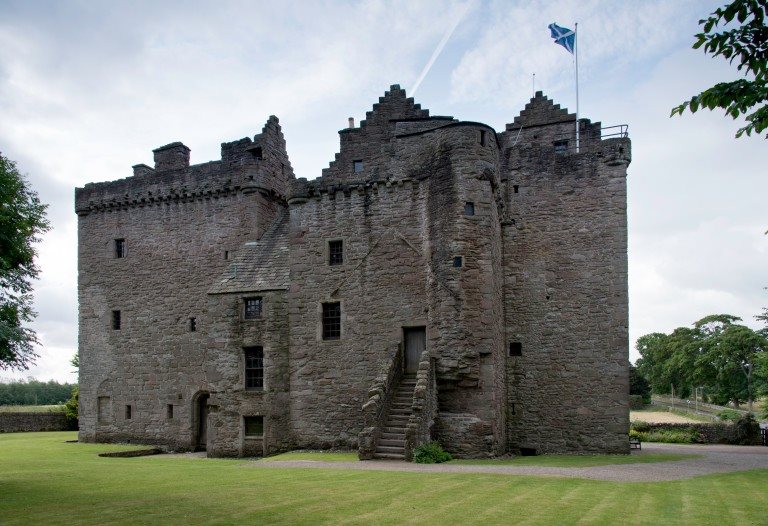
{"left": 209, "top": 209, "right": 289, "bottom": 294}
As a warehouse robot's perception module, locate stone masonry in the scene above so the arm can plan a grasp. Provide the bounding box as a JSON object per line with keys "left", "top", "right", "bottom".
{"left": 76, "top": 85, "right": 631, "bottom": 457}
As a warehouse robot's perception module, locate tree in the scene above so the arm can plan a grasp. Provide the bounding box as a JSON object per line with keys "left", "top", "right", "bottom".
{"left": 629, "top": 364, "right": 651, "bottom": 404}
{"left": 0, "top": 153, "right": 50, "bottom": 370}
{"left": 671, "top": 0, "right": 768, "bottom": 138}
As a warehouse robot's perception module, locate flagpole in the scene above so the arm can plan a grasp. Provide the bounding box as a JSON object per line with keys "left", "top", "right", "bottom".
{"left": 575, "top": 22, "right": 579, "bottom": 153}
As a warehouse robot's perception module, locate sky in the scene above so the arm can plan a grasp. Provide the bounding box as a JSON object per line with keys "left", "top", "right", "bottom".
{"left": 0, "top": 0, "right": 766, "bottom": 384}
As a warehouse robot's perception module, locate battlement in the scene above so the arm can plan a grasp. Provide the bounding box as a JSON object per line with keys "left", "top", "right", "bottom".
{"left": 75, "top": 116, "right": 294, "bottom": 215}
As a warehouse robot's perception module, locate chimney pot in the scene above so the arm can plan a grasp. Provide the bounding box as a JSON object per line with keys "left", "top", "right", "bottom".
{"left": 348, "top": 117, "right": 355, "bottom": 129}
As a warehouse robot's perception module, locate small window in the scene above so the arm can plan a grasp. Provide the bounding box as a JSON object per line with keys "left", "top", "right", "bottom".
{"left": 125, "top": 405, "right": 132, "bottom": 419}
{"left": 244, "top": 346, "right": 264, "bottom": 390}
{"left": 167, "top": 404, "right": 174, "bottom": 419}
{"left": 111, "top": 310, "right": 121, "bottom": 330}
{"left": 509, "top": 342, "right": 522, "bottom": 357}
{"left": 251, "top": 146, "right": 263, "bottom": 160}
{"left": 329, "top": 240, "right": 343, "bottom": 265}
{"left": 453, "top": 256, "right": 463, "bottom": 268}
{"left": 244, "top": 416, "right": 264, "bottom": 437}
{"left": 322, "top": 302, "right": 341, "bottom": 340}
{"left": 513, "top": 185, "right": 519, "bottom": 194}
{"left": 115, "top": 238, "right": 125, "bottom": 258}
{"left": 189, "top": 317, "right": 196, "bottom": 332}
{"left": 554, "top": 140, "right": 568, "bottom": 153}
{"left": 479, "top": 130, "right": 487, "bottom": 146}
{"left": 464, "top": 202, "right": 475, "bottom": 216}
{"left": 353, "top": 160, "right": 364, "bottom": 173}
{"left": 244, "top": 298, "right": 262, "bottom": 319}
{"left": 224, "top": 250, "right": 230, "bottom": 260}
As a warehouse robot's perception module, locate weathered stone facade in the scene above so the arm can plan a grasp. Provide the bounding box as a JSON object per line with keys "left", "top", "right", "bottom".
{"left": 76, "top": 85, "right": 631, "bottom": 458}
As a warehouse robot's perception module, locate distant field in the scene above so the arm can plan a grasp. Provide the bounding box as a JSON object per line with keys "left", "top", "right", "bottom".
{"left": 0, "top": 405, "right": 65, "bottom": 413}
{"left": 630, "top": 410, "right": 701, "bottom": 424}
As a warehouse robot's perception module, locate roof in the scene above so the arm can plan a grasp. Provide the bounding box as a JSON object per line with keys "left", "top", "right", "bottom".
{"left": 208, "top": 209, "right": 290, "bottom": 294}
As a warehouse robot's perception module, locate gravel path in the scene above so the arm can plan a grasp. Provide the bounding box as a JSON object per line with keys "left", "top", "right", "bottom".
{"left": 250, "top": 443, "right": 768, "bottom": 482}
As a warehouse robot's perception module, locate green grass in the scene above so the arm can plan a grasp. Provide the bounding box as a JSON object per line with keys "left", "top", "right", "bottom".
{"left": 0, "top": 404, "right": 65, "bottom": 413}
{"left": 449, "top": 453, "right": 701, "bottom": 467}
{"left": 2, "top": 432, "right": 768, "bottom": 525}
{"left": 260, "top": 451, "right": 359, "bottom": 462}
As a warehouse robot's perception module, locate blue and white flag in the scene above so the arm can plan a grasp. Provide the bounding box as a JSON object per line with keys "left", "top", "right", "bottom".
{"left": 549, "top": 23, "right": 575, "bottom": 54}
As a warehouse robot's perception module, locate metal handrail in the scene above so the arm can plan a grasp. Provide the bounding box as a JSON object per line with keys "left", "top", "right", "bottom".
{"left": 600, "top": 124, "right": 628, "bottom": 139}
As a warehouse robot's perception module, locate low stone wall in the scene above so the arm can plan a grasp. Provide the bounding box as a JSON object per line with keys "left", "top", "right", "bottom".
{"left": 646, "top": 422, "right": 738, "bottom": 444}
{"left": 0, "top": 412, "right": 72, "bottom": 433}
{"left": 436, "top": 413, "right": 494, "bottom": 458}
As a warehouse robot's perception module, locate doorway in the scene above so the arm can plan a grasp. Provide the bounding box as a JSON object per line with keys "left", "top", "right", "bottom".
{"left": 403, "top": 327, "right": 426, "bottom": 374}
{"left": 193, "top": 392, "right": 210, "bottom": 451}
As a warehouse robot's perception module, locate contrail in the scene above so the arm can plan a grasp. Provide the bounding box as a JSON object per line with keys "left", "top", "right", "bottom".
{"left": 410, "top": 2, "right": 473, "bottom": 97}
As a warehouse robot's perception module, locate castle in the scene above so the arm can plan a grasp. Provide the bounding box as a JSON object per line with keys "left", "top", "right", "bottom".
{"left": 75, "top": 85, "right": 631, "bottom": 459}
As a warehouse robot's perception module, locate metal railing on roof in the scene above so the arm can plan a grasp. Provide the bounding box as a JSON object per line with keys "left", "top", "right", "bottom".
{"left": 600, "top": 124, "right": 628, "bottom": 139}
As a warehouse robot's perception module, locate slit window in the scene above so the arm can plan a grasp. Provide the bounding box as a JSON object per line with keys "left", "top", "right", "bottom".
{"left": 329, "top": 240, "right": 343, "bottom": 265}
{"left": 189, "top": 317, "right": 196, "bottom": 332}
{"left": 244, "top": 297, "right": 262, "bottom": 319}
{"left": 114, "top": 238, "right": 125, "bottom": 258}
{"left": 167, "top": 404, "right": 174, "bottom": 419}
{"left": 353, "top": 160, "right": 364, "bottom": 173}
{"left": 513, "top": 185, "right": 519, "bottom": 194}
{"left": 554, "top": 140, "right": 568, "bottom": 154}
{"left": 125, "top": 405, "right": 132, "bottom": 419}
{"left": 453, "top": 256, "right": 463, "bottom": 268}
{"left": 322, "top": 302, "right": 341, "bottom": 340}
{"left": 224, "top": 250, "right": 230, "bottom": 260}
{"left": 111, "top": 310, "right": 121, "bottom": 330}
{"left": 244, "top": 346, "right": 264, "bottom": 390}
{"left": 244, "top": 416, "right": 264, "bottom": 437}
{"left": 479, "top": 130, "right": 487, "bottom": 146}
{"left": 464, "top": 202, "right": 475, "bottom": 216}
{"left": 509, "top": 342, "right": 522, "bottom": 357}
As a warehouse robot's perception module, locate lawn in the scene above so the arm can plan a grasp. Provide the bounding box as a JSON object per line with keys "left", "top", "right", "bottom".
{"left": 1, "top": 432, "right": 767, "bottom": 525}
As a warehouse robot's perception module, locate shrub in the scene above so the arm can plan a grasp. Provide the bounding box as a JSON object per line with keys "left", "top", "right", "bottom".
{"left": 718, "top": 409, "right": 742, "bottom": 422}
{"left": 645, "top": 429, "right": 698, "bottom": 444}
{"left": 629, "top": 395, "right": 645, "bottom": 410}
{"left": 413, "top": 442, "right": 452, "bottom": 464}
{"left": 629, "top": 429, "right": 647, "bottom": 441}
{"left": 630, "top": 421, "right": 651, "bottom": 433}
{"left": 64, "top": 386, "right": 78, "bottom": 430}
{"left": 735, "top": 413, "right": 760, "bottom": 445}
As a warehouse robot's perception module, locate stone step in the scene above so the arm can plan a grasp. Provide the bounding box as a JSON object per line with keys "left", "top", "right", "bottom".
{"left": 380, "top": 432, "right": 404, "bottom": 440}
{"left": 376, "top": 445, "right": 405, "bottom": 454}
{"left": 386, "top": 416, "right": 410, "bottom": 424}
{"left": 390, "top": 403, "right": 412, "bottom": 410}
{"left": 373, "top": 453, "right": 405, "bottom": 460}
{"left": 383, "top": 427, "right": 405, "bottom": 434}
{"left": 389, "top": 406, "right": 412, "bottom": 413}
{"left": 379, "top": 438, "right": 405, "bottom": 447}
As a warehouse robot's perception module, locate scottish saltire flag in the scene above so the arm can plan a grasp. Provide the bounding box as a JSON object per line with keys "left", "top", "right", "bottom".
{"left": 549, "top": 23, "right": 575, "bottom": 54}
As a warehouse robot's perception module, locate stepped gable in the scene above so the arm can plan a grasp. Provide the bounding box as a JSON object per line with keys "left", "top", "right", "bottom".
{"left": 209, "top": 209, "right": 290, "bottom": 294}
{"left": 320, "top": 84, "right": 431, "bottom": 182}
{"left": 506, "top": 91, "right": 576, "bottom": 130}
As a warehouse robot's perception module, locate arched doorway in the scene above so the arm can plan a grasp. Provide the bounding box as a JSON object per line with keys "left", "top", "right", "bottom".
{"left": 192, "top": 392, "right": 210, "bottom": 451}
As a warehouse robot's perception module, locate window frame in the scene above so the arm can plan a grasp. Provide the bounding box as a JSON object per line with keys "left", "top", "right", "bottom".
{"left": 353, "top": 160, "right": 364, "bottom": 173}
{"left": 244, "top": 346, "right": 264, "bottom": 391}
{"left": 114, "top": 238, "right": 125, "bottom": 258}
{"left": 244, "top": 415, "right": 264, "bottom": 438}
{"left": 321, "top": 302, "right": 341, "bottom": 340}
{"left": 328, "top": 239, "right": 344, "bottom": 266}
{"left": 243, "top": 297, "right": 263, "bottom": 320}
{"left": 111, "top": 310, "right": 121, "bottom": 330}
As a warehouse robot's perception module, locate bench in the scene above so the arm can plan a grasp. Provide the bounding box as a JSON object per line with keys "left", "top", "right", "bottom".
{"left": 630, "top": 437, "right": 641, "bottom": 450}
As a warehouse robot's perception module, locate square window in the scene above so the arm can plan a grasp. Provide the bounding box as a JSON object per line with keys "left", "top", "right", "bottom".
{"left": 115, "top": 238, "right": 125, "bottom": 258}
{"left": 353, "top": 160, "right": 364, "bottom": 173}
{"left": 125, "top": 405, "right": 132, "bottom": 419}
{"left": 244, "top": 346, "right": 264, "bottom": 390}
{"left": 329, "top": 240, "right": 343, "bottom": 265}
{"left": 464, "top": 202, "right": 475, "bottom": 216}
{"left": 554, "top": 140, "right": 568, "bottom": 153}
{"left": 244, "top": 416, "right": 264, "bottom": 437}
{"left": 322, "top": 302, "right": 341, "bottom": 340}
{"left": 244, "top": 297, "right": 262, "bottom": 319}
{"left": 111, "top": 310, "right": 121, "bottom": 330}
{"left": 509, "top": 342, "right": 522, "bottom": 356}
{"left": 167, "top": 404, "right": 174, "bottom": 419}
{"left": 453, "top": 256, "right": 463, "bottom": 268}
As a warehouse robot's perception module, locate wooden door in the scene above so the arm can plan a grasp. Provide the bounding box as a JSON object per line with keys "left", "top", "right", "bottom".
{"left": 404, "top": 327, "right": 426, "bottom": 374}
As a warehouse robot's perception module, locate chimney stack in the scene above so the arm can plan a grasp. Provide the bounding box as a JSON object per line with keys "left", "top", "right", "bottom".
{"left": 348, "top": 117, "right": 355, "bottom": 129}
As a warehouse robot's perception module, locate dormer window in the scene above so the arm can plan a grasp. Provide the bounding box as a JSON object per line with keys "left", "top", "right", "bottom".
{"left": 353, "top": 160, "right": 364, "bottom": 173}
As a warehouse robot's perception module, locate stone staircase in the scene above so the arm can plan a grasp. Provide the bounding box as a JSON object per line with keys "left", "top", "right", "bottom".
{"left": 374, "top": 373, "right": 417, "bottom": 460}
